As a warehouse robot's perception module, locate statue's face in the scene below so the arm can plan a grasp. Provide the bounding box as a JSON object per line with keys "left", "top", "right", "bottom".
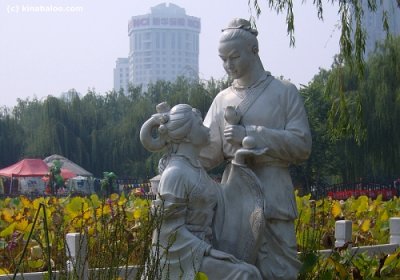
{"left": 187, "top": 113, "right": 210, "bottom": 147}
{"left": 218, "top": 38, "right": 254, "bottom": 80}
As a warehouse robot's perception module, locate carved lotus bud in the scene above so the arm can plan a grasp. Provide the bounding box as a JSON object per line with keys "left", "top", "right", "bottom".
{"left": 224, "top": 106, "right": 241, "bottom": 125}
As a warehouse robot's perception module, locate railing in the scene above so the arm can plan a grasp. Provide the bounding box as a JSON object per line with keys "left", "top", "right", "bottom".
{"left": 3, "top": 218, "right": 400, "bottom": 280}
{"left": 0, "top": 233, "right": 139, "bottom": 280}
{"left": 312, "top": 180, "right": 400, "bottom": 200}
{"left": 318, "top": 217, "right": 400, "bottom": 256}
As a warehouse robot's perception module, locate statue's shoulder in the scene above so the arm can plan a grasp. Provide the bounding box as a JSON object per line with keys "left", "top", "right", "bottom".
{"left": 161, "top": 157, "right": 198, "bottom": 181}
{"left": 271, "top": 77, "right": 297, "bottom": 90}
{"left": 269, "top": 77, "right": 299, "bottom": 98}
{"left": 159, "top": 157, "right": 199, "bottom": 194}
{"left": 214, "top": 86, "right": 234, "bottom": 100}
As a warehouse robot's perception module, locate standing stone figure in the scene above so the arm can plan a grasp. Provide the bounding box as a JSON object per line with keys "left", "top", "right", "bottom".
{"left": 200, "top": 18, "right": 312, "bottom": 280}
{"left": 140, "top": 103, "right": 262, "bottom": 280}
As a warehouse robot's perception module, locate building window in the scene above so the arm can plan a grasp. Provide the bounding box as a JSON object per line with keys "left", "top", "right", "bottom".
{"left": 156, "top": 32, "right": 160, "bottom": 49}
{"left": 134, "top": 34, "right": 138, "bottom": 50}
{"left": 178, "top": 33, "right": 182, "bottom": 49}
{"left": 138, "top": 34, "right": 142, "bottom": 50}
{"left": 171, "top": 32, "right": 176, "bottom": 49}
{"left": 162, "top": 33, "right": 166, "bottom": 48}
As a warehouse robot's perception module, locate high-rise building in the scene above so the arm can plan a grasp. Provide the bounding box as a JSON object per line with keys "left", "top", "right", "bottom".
{"left": 113, "top": 58, "right": 130, "bottom": 93}
{"left": 359, "top": 0, "right": 400, "bottom": 58}
{"left": 126, "top": 2, "right": 201, "bottom": 89}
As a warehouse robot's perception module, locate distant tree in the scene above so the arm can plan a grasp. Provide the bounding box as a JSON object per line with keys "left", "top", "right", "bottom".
{"left": 249, "top": 0, "right": 399, "bottom": 71}
{"left": 301, "top": 36, "right": 400, "bottom": 182}
{"left": 47, "top": 160, "right": 64, "bottom": 195}
{"left": 0, "top": 107, "right": 24, "bottom": 167}
{"left": 295, "top": 69, "right": 338, "bottom": 192}
{"left": 336, "top": 36, "right": 400, "bottom": 179}
{"left": 0, "top": 78, "right": 232, "bottom": 179}
{"left": 248, "top": 0, "right": 400, "bottom": 141}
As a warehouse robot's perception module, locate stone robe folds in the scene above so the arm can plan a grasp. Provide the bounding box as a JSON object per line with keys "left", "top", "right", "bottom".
{"left": 151, "top": 156, "right": 261, "bottom": 280}
{"left": 152, "top": 157, "right": 215, "bottom": 280}
{"left": 200, "top": 73, "right": 312, "bottom": 220}
{"left": 212, "top": 161, "right": 265, "bottom": 264}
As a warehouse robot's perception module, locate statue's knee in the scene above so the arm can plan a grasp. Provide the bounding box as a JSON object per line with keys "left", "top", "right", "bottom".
{"left": 258, "top": 266, "right": 298, "bottom": 280}
{"left": 245, "top": 265, "right": 262, "bottom": 280}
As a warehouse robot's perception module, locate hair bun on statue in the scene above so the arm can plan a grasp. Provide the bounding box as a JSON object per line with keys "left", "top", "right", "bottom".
{"left": 160, "top": 114, "right": 169, "bottom": 124}
{"left": 222, "top": 18, "right": 258, "bottom": 37}
{"left": 156, "top": 102, "right": 171, "bottom": 114}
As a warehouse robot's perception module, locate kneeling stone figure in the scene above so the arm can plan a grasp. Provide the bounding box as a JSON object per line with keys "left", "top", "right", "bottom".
{"left": 140, "top": 103, "right": 262, "bottom": 280}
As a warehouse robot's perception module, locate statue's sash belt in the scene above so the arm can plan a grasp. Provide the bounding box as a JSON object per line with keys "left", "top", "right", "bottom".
{"left": 234, "top": 74, "right": 274, "bottom": 122}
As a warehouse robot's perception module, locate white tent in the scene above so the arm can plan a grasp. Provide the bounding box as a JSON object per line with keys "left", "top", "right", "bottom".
{"left": 67, "top": 176, "right": 92, "bottom": 194}
{"left": 44, "top": 154, "right": 93, "bottom": 177}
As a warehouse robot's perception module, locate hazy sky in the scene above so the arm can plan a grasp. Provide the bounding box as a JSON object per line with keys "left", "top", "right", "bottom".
{"left": 0, "top": 0, "right": 341, "bottom": 108}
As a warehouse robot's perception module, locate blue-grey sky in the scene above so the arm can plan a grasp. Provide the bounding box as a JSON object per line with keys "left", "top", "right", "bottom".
{"left": 0, "top": 0, "right": 340, "bottom": 108}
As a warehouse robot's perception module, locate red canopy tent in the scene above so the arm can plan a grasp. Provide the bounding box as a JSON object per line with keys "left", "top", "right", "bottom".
{"left": 42, "top": 168, "right": 76, "bottom": 182}
{"left": 0, "top": 159, "right": 49, "bottom": 177}
{"left": 0, "top": 159, "right": 49, "bottom": 194}
{"left": 60, "top": 168, "right": 76, "bottom": 180}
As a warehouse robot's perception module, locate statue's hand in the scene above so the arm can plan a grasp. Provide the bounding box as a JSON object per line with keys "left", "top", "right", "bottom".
{"left": 224, "top": 125, "right": 246, "bottom": 145}
{"left": 232, "top": 136, "right": 268, "bottom": 166}
{"left": 208, "top": 248, "right": 241, "bottom": 263}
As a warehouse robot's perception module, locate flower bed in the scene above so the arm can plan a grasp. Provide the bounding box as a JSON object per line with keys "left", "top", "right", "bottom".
{"left": 1, "top": 193, "right": 400, "bottom": 278}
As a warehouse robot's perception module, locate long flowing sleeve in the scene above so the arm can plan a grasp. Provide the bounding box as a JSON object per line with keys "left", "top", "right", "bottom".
{"left": 244, "top": 83, "right": 312, "bottom": 165}
{"left": 152, "top": 163, "right": 211, "bottom": 280}
{"left": 200, "top": 98, "right": 225, "bottom": 170}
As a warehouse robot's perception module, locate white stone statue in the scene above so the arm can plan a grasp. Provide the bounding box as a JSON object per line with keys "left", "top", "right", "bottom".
{"left": 200, "top": 18, "right": 312, "bottom": 280}
{"left": 140, "top": 103, "right": 262, "bottom": 280}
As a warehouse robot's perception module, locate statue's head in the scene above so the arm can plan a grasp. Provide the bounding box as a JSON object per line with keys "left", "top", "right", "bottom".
{"left": 218, "top": 18, "right": 260, "bottom": 80}
{"left": 219, "top": 18, "right": 259, "bottom": 53}
{"left": 160, "top": 104, "right": 199, "bottom": 144}
{"left": 140, "top": 103, "right": 208, "bottom": 152}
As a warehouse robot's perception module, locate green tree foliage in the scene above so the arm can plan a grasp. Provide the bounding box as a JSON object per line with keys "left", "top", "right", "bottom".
{"left": 1, "top": 34, "right": 398, "bottom": 187}
{"left": 295, "top": 69, "right": 339, "bottom": 193}
{"left": 338, "top": 36, "right": 400, "bottom": 179}
{"left": 249, "top": 0, "right": 399, "bottom": 71}
{"left": 301, "top": 36, "right": 400, "bottom": 184}
{"left": 248, "top": 0, "right": 400, "bottom": 141}
{"left": 0, "top": 106, "right": 24, "bottom": 167}
{"left": 0, "top": 78, "right": 224, "bottom": 180}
